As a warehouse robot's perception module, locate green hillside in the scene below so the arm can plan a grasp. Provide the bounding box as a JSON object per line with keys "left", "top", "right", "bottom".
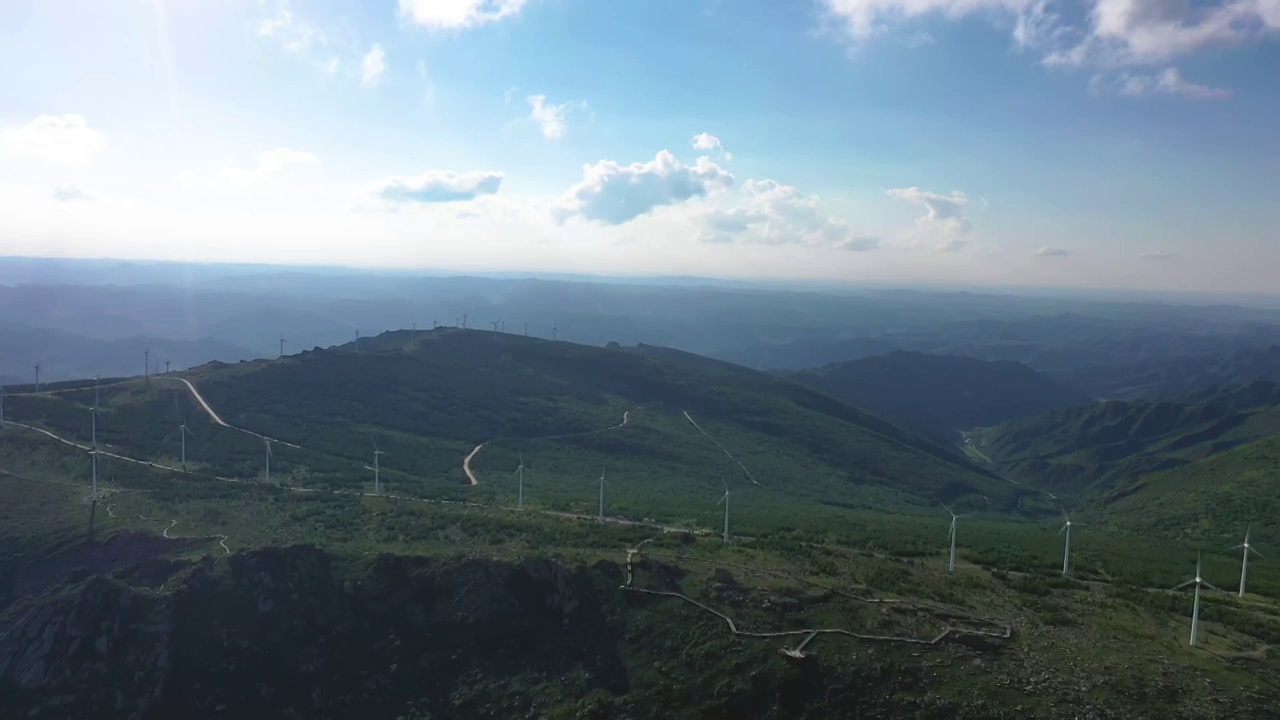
{"left": 792, "top": 350, "right": 1091, "bottom": 446}
{"left": 1, "top": 328, "right": 1020, "bottom": 530}
{"left": 1059, "top": 345, "right": 1280, "bottom": 400}
{"left": 1098, "top": 434, "right": 1280, "bottom": 543}
{"left": 972, "top": 380, "right": 1280, "bottom": 497}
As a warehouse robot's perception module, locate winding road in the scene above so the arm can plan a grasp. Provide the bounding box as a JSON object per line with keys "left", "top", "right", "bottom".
{"left": 462, "top": 443, "right": 485, "bottom": 486}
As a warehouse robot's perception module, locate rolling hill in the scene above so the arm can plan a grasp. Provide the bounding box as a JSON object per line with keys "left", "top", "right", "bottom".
{"left": 973, "top": 379, "right": 1280, "bottom": 497}
{"left": 791, "top": 351, "right": 1091, "bottom": 446}
{"left": 1, "top": 328, "right": 1022, "bottom": 527}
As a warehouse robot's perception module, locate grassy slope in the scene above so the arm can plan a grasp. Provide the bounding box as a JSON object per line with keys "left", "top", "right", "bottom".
{"left": 973, "top": 381, "right": 1280, "bottom": 497}
{"left": 1098, "top": 434, "right": 1280, "bottom": 543}
{"left": 5, "top": 329, "right": 1019, "bottom": 529}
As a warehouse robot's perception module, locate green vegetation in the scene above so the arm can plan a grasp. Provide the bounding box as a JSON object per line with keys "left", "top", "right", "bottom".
{"left": 3, "top": 330, "right": 1280, "bottom": 718}
{"left": 972, "top": 379, "right": 1280, "bottom": 497}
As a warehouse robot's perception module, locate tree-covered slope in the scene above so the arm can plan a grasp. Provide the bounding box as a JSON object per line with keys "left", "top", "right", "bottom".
{"left": 791, "top": 351, "right": 1091, "bottom": 446}
{"left": 973, "top": 380, "right": 1280, "bottom": 496}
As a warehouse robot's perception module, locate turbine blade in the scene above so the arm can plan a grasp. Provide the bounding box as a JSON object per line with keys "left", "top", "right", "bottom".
{"left": 1173, "top": 579, "right": 1196, "bottom": 591}
{"left": 1251, "top": 547, "right": 1264, "bottom": 559}
{"left": 1203, "top": 581, "right": 1224, "bottom": 593}
{"left": 1059, "top": 524, "right": 1067, "bottom": 535}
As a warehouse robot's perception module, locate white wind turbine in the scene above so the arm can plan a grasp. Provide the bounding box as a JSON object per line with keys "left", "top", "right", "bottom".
{"left": 279, "top": 333, "right": 286, "bottom": 359}
{"left": 942, "top": 504, "right": 972, "bottom": 575}
{"left": 1231, "top": 525, "right": 1264, "bottom": 597}
{"left": 1175, "top": 552, "right": 1222, "bottom": 647}
{"left": 179, "top": 415, "right": 194, "bottom": 473}
{"left": 514, "top": 452, "right": 526, "bottom": 509}
{"left": 263, "top": 438, "right": 273, "bottom": 483}
{"left": 490, "top": 319, "right": 502, "bottom": 338}
{"left": 718, "top": 478, "right": 732, "bottom": 543}
{"left": 598, "top": 467, "right": 607, "bottom": 523}
{"left": 1059, "top": 510, "right": 1074, "bottom": 576}
{"left": 34, "top": 362, "right": 40, "bottom": 393}
{"left": 372, "top": 441, "right": 386, "bottom": 495}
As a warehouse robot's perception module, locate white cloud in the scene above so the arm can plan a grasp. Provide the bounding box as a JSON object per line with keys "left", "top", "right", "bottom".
{"left": 0, "top": 113, "right": 105, "bottom": 165}
{"left": 692, "top": 132, "right": 733, "bottom": 161}
{"left": 365, "top": 170, "right": 504, "bottom": 206}
{"left": 319, "top": 57, "right": 339, "bottom": 75}
{"left": 698, "top": 179, "right": 872, "bottom": 249}
{"left": 1108, "top": 67, "right": 1233, "bottom": 99}
{"left": 526, "top": 94, "right": 587, "bottom": 140}
{"left": 1142, "top": 250, "right": 1177, "bottom": 260}
{"left": 256, "top": 1, "right": 325, "bottom": 53}
{"left": 554, "top": 150, "right": 734, "bottom": 225}
{"left": 887, "top": 186, "right": 973, "bottom": 240}
{"left": 361, "top": 44, "right": 387, "bottom": 87}
{"left": 1036, "top": 246, "right": 1070, "bottom": 256}
{"left": 51, "top": 185, "right": 93, "bottom": 202}
{"left": 220, "top": 148, "right": 321, "bottom": 185}
{"left": 398, "top": 0, "right": 530, "bottom": 29}
{"left": 821, "top": 0, "right": 1280, "bottom": 94}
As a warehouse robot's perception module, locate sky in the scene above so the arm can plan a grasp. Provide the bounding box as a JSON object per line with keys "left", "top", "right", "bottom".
{"left": 1, "top": 0, "right": 1278, "bottom": 292}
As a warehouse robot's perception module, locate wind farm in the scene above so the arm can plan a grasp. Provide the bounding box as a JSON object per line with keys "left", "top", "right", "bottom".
{"left": 2, "top": 325, "right": 1278, "bottom": 719}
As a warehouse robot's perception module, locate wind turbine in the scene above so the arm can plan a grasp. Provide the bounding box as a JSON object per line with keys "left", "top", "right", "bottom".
{"left": 1175, "top": 552, "right": 1222, "bottom": 647}
{"left": 90, "top": 376, "right": 99, "bottom": 504}
{"left": 179, "top": 416, "right": 194, "bottom": 473}
{"left": 718, "top": 478, "right": 731, "bottom": 543}
{"left": 523, "top": 322, "right": 527, "bottom": 337}
{"left": 354, "top": 329, "right": 360, "bottom": 352}
{"left": 598, "top": 467, "right": 607, "bottom": 523}
{"left": 514, "top": 452, "right": 526, "bottom": 509}
{"left": 372, "top": 441, "right": 386, "bottom": 495}
{"left": 144, "top": 349, "right": 150, "bottom": 385}
{"left": 34, "top": 363, "right": 40, "bottom": 393}
{"left": 1231, "top": 525, "right": 1264, "bottom": 597}
{"left": 501, "top": 320, "right": 505, "bottom": 333}
{"left": 490, "top": 319, "right": 502, "bottom": 338}
{"left": 1059, "top": 510, "right": 1074, "bottom": 576}
{"left": 279, "top": 333, "right": 286, "bottom": 359}
{"left": 263, "top": 438, "right": 273, "bottom": 483}
{"left": 942, "top": 504, "right": 971, "bottom": 575}
{"left": 463, "top": 313, "right": 468, "bottom": 329}
{"left": 551, "top": 323, "right": 558, "bottom": 341}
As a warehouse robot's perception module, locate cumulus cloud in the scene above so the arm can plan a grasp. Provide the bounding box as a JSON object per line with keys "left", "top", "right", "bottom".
{"left": 361, "top": 44, "right": 387, "bottom": 87}
{"left": 692, "top": 133, "right": 733, "bottom": 161}
{"left": 526, "top": 95, "right": 587, "bottom": 140}
{"left": 1142, "top": 250, "right": 1177, "bottom": 260}
{"left": 554, "top": 150, "right": 734, "bottom": 225}
{"left": 821, "top": 0, "right": 1280, "bottom": 94}
{"left": 366, "top": 170, "right": 504, "bottom": 205}
{"left": 1036, "top": 246, "right": 1071, "bottom": 256}
{"left": 398, "top": 0, "right": 530, "bottom": 29}
{"left": 887, "top": 186, "right": 973, "bottom": 240}
{"left": 1106, "top": 67, "right": 1233, "bottom": 99}
{"left": 52, "top": 185, "right": 93, "bottom": 202}
{"left": 220, "top": 148, "right": 320, "bottom": 185}
{"left": 319, "top": 57, "right": 340, "bottom": 75}
{"left": 698, "top": 179, "right": 872, "bottom": 249}
{"left": 0, "top": 113, "right": 105, "bottom": 165}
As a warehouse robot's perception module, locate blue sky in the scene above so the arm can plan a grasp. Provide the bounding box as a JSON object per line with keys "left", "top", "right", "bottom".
{"left": 1, "top": 0, "right": 1278, "bottom": 291}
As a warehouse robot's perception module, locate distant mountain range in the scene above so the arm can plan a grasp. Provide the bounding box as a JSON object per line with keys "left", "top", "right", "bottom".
{"left": 0, "top": 322, "right": 256, "bottom": 386}
{"left": 791, "top": 351, "right": 1091, "bottom": 447}
{"left": 1054, "top": 345, "right": 1280, "bottom": 400}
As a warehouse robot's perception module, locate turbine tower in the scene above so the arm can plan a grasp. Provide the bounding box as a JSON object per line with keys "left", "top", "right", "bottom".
{"left": 1060, "top": 511, "right": 1074, "bottom": 576}
{"left": 165, "top": 359, "right": 171, "bottom": 374}
{"left": 279, "top": 333, "right": 286, "bottom": 359}
{"left": 514, "top": 452, "right": 526, "bottom": 509}
{"left": 179, "top": 415, "right": 194, "bottom": 473}
{"left": 942, "top": 504, "right": 970, "bottom": 575}
{"left": 598, "top": 467, "right": 607, "bottom": 523}
{"left": 463, "top": 313, "right": 468, "bottom": 329}
{"left": 354, "top": 329, "right": 360, "bottom": 352}
{"left": 90, "top": 376, "right": 99, "bottom": 504}
{"left": 490, "top": 319, "right": 502, "bottom": 338}
{"left": 263, "top": 438, "right": 273, "bottom": 483}
{"left": 34, "top": 363, "right": 40, "bottom": 393}
{"left": 144, "top": 349, "right": 150, "bottom": 385}
{"left": 551, "top": 323, "right": 558, "bottom": 341}
{"left": 372, "top": 441, "right": 386, "bottom": 495}
{"left": 1232, "top": 525, "right": 1264, "bottom": 597}
{"left": 1175, "top": 552, "right": 1221, "bottom": 647}
{"left": 718, "top": 478, "right": 731, "bottom": 543}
